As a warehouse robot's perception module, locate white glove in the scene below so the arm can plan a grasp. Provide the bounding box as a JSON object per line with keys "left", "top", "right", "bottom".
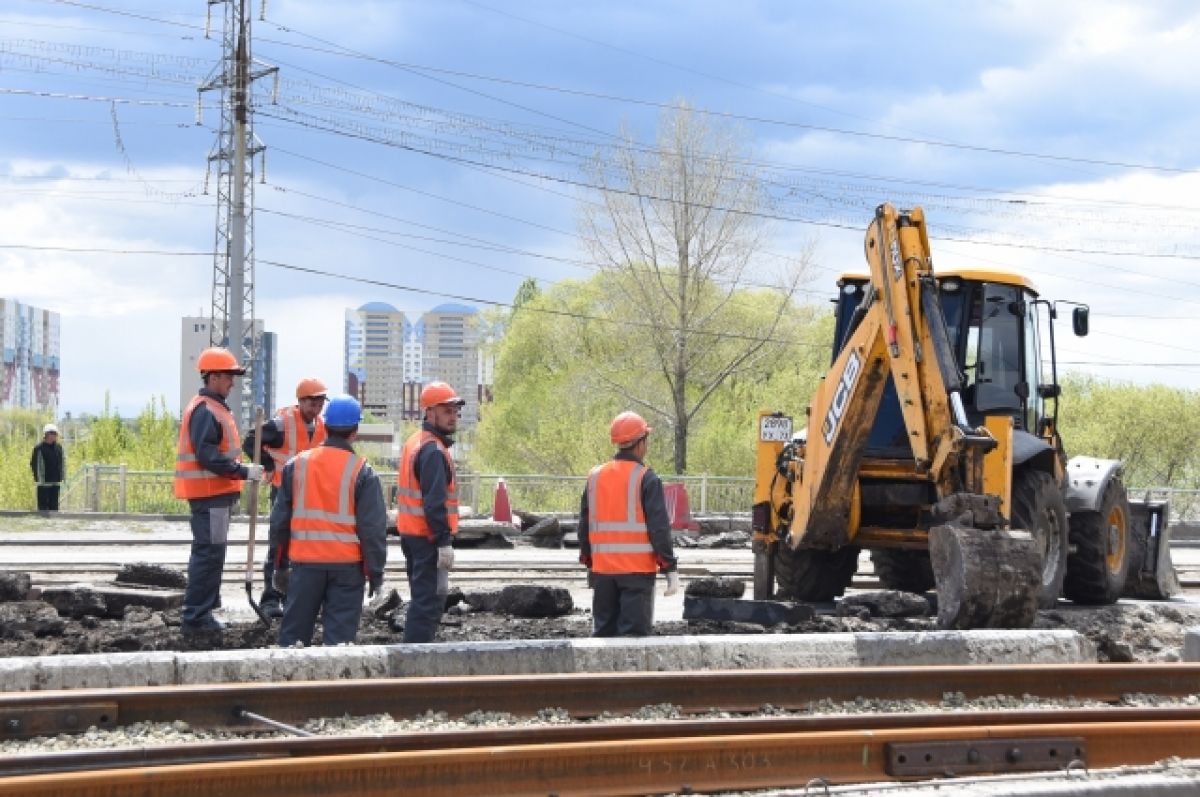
{"left": 437, "top": 545, "right": 455, "bottom": 571}
{"left": 663, "top": 571, "right": 680, "bottom": 597}
{"left": 245, "top": 464, "right": 265, "bottom": 481}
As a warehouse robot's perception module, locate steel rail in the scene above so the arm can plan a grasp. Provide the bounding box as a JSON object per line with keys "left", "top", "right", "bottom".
{"left": 2, "top": 706, "right": 1200, "bottom": 778}
{"left": 4, "top": 664, "right": 1200, "bottom": 739}
{"left": 3, "top": 718, "right": 1200, "bottom": 796}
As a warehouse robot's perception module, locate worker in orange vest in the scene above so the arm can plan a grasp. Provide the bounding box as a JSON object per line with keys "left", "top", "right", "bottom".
{"left": 395, "top": 381, "right": 464, "bottom": 643}
{"left": 174, "top": 347, "right": 266, "bottom": 636}
{"left": 242, "top": 377, "right": 329, "bottom": 618}
{"left": 268, "top": 394, "right": 387, "bottom": 646}
{"left": 578, "top": 411, "right": 679, "bottom": 637}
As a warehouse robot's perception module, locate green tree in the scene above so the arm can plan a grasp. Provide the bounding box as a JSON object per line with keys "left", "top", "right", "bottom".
{"left": 0, "top": 407, "right": 52, "bottom": 509}
{"left": 1058, "top": 374, "right": 1200, "bottom": 488}
{"left": 475, "top": 276, "right": 832, "bottom": 476}
{"left": 579, "top": 102, "right": 811, "bottom": 473}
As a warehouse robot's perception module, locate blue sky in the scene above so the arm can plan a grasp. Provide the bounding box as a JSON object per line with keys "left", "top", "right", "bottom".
{"left": 2, "top": 0, "right": 1199, "bottom": 416}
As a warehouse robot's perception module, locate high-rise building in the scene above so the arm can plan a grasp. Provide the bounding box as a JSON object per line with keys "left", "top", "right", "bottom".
{"left": 344, "top": 302, "right": 487, "bottom": 425}
{"left": 0, "top": 298, "right": 60, "bottom": 412}
{"left": 180, "top": 316, "right": 275, "bottom": 428}
{"left": 344, "top": 303, "right": 406, "bottom": 420}
{"left": 421, "top": 303, "right": 480, "bottom": 424}
{"left": 400, "top": 317, "right": 425, "bottom": 420}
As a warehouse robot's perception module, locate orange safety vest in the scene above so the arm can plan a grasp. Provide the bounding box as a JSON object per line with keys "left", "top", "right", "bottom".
{"left": 287, "top": 446, "right": 366, "bottom": 564}
{"left": 267, "top": 406, "right": 328, "bottom": 488}
{"left": 395, "top": 430, "right": 459, "bottom": 539}
{"left": 174, "top": 395, "right": 243, "bottom": 500}
{"left": 587, "top": 459, "right": 656, "bottom": 574}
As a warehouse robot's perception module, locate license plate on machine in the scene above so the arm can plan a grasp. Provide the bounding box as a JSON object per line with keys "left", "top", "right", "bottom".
{"left": 759, "top": 415, "right": 792, "bottom": 442}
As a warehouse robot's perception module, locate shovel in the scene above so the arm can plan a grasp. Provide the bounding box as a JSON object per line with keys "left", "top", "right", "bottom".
{"left": 245, "top": 406, "right": 271, "bottom": 626}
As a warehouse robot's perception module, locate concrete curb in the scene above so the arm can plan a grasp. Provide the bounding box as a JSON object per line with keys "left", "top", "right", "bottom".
{"left": 0, "top": 630, "right": 1095, "bottom": 692}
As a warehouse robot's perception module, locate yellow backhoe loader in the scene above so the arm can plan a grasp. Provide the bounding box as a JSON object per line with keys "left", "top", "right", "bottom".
{"left": 752, "top": 203, "right": 1178, "bottom": 628}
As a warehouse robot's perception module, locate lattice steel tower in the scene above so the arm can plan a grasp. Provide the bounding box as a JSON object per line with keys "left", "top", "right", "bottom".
{"left": 199, "top": 0, "right": 276, "bottom": 428}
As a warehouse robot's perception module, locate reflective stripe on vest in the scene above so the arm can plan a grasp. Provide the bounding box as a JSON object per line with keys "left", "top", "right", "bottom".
{"left": 395, "top": 430, "right": 459, "bottom": 539}
{"left": 268, "top": 406, "right": 327, "bottom": 487}
{"left": 173, "top": 395, "right": 242, "bottom": 500}
{"left": 288, "top": 446, "right": 365, "bottom": 563}
{"left": 587, "top": 459, "right": 656, "bottom": 574}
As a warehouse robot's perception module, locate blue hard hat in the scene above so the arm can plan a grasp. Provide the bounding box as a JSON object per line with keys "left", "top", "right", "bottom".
{"left": 324, "top": 394, "right": 362, "bottom": 428}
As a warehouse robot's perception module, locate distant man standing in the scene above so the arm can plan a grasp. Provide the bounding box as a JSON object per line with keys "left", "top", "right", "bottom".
{"left": 395, "top": 381, "right": 464, "bottom": 643}
{"left": 30, "top": 423, "right": 65, "bottom": 512}
{"left": 174, "top": 347, "right": 265, "bottom": 636}
{"left": 243, "top": 377, "right": 329, "bottom": 618}
{"left": 578, "top": 411, "right": 679, "bottom": 637}
{"left": 269, "top": 394, "right": 387, "bottom": 647}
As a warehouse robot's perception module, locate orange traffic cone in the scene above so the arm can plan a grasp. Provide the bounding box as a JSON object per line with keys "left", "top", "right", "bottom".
{"left": 492, "top": 478, "right": 513, "bottom": 524}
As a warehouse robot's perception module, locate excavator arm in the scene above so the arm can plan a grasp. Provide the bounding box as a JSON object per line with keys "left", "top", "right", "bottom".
{"left": 791, "top": 204, "right": 970, "bottom": 549}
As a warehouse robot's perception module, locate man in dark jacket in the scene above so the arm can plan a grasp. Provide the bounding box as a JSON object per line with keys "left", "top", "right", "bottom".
{"left": 578, "top": 411, "right": 679, "bottom": 637}
{"left": 242, "top": 376, "right": 330, "bottom": 618}
{"left": 30, "top": 423, "right": 65, "bottom": 512}
{"left": 394, "top": 381, "right": 464, "bottom": 643}
{"left": 269, "top": 394, "right": 387, "bottom": 646}
{"left": 174, "top": 347, "right": 265, "bottom": 636}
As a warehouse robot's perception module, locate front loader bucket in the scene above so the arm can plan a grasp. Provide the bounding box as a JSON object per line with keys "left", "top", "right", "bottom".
{"left": 929, "top": 523, "right": 1041, "bottom": 629}
{"left": 1124, "top": 500, "right": 1180, "bottom": 599}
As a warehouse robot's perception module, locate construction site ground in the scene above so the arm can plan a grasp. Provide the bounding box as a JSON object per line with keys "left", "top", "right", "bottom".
{"left": 1, "top": 512, "right": 1199, "bottom": 667}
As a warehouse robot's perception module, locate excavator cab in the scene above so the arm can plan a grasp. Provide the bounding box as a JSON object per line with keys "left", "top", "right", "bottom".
{"left": 752, "top": 204, "right": 1177, "bottom": 628}
{"left": 834, "top": 269, "right": 1064, "bottom": 462}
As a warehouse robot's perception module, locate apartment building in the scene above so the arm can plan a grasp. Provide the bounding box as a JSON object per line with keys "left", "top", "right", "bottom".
{"left": 0, "top": 298, "right": 60, "bottom": 412}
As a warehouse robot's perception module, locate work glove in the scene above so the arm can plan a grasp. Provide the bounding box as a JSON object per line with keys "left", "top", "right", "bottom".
{"left": 437, "top": 545, "right": 455, "bottom": 571}
{"left": 272, "top": 567, "right": 290, "bottom": 595}
{"left": 368, "top": 574, "right": 383, "bottom": 599}
{"left": 244, "top": 463, "right": 265, "bottom": 482}
{"left": 663, "top": 571, "right": 680, "bottom": 597}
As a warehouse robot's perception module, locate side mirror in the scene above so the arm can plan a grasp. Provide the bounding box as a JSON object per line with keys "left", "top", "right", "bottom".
{"left": 1072, "top": 306, "right": 1089, "bottom": 336}
{"left": 1038, "top": 384, "right": 1061, "bottom": 399}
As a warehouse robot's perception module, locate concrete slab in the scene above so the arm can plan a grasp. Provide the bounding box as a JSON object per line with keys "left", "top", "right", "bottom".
{"left": 1184, "top": 626, "right": 1200, "bottom": 661}
{"left": 0, "top": 629, "right": 1096, "bottom": 692}
{"left": 24, "top": 651, "right": 178, "bottom": 691}
{"left": 389, "top": 639, "right": 576, "bottom": 677}
{"left": 174, "top": 647, "right": 391, "bottom": 686}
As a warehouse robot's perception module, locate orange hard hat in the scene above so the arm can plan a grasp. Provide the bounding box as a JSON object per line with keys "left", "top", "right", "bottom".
{"left": 610, "top": 411, "right": 651, "bottom": 447}
{"left": 295, "top": 377, "right": 328, "bottom": 400}
{"left": 196, "top": 347, "right": 246, "bottom": 375}
{"left": 419, "top": 381, "right": 466, "bottom": 411}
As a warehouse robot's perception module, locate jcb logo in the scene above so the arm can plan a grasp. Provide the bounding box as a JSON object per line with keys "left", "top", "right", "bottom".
{"left": 888, "top": 222, "right": 903, "bottom": 281}
{"left": 822, "top": 350, "right": 862, "bottom": 445}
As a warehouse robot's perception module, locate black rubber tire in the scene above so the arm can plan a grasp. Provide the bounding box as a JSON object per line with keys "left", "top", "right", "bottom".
{"left": 869, "top": 549, "right": 936, "bottom": 594}
{"left": 773, "top": 543, "right": 859, "bottom": 601}
{"left": 1064, "top": 478, "right": 1132, "bottom": 605}
{"left": 1009, "top": 468, "right": 1069, "bottom": 609}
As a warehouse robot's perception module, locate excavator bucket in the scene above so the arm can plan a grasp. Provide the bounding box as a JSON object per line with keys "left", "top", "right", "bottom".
{"left": 927, "top": 494, "right": 1042, "bottom": 629}
{"left": 1123, "top": 500, "right": 1180, "bottom": 599}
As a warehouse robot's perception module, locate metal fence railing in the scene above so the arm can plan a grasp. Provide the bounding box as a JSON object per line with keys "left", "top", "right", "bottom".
{"left": 57, "top": 464, "right": 1200, "bottom": 523}
{"left": 58, "top": 466, "right": 755, "bottom": 516}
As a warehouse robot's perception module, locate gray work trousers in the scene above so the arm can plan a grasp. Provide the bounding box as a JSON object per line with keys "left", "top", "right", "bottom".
{"left": 400, "top": 535, "right": 443, "bottom": 643}
{"left": 279, "top": 563, "right": 366, "bottom": 646}
{"left": 182, "top": 494, "right": 236, "bottom": 625}
{"left": 591, "top": 572, "right": 656, "bottom": 637}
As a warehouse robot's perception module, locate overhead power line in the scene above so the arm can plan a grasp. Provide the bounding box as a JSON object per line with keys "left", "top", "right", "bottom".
{"left": 257, "top": 21, "right": 1199, "bottom": 176}
{"left": 0, "top": 243, "right": 211, "bottom": 255}
{"left": 263, "top": 109, "right": 1200, "bottom": 262}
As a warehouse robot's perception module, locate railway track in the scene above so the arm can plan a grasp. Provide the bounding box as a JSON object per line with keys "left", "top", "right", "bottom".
{"left": 3, "top": 665, "right": 1200, "bottom": 795}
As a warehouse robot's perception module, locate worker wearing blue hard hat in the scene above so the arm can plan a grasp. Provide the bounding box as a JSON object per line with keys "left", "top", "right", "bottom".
{"left": 268, "top": 394, "right": 388, "bottom": 646}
